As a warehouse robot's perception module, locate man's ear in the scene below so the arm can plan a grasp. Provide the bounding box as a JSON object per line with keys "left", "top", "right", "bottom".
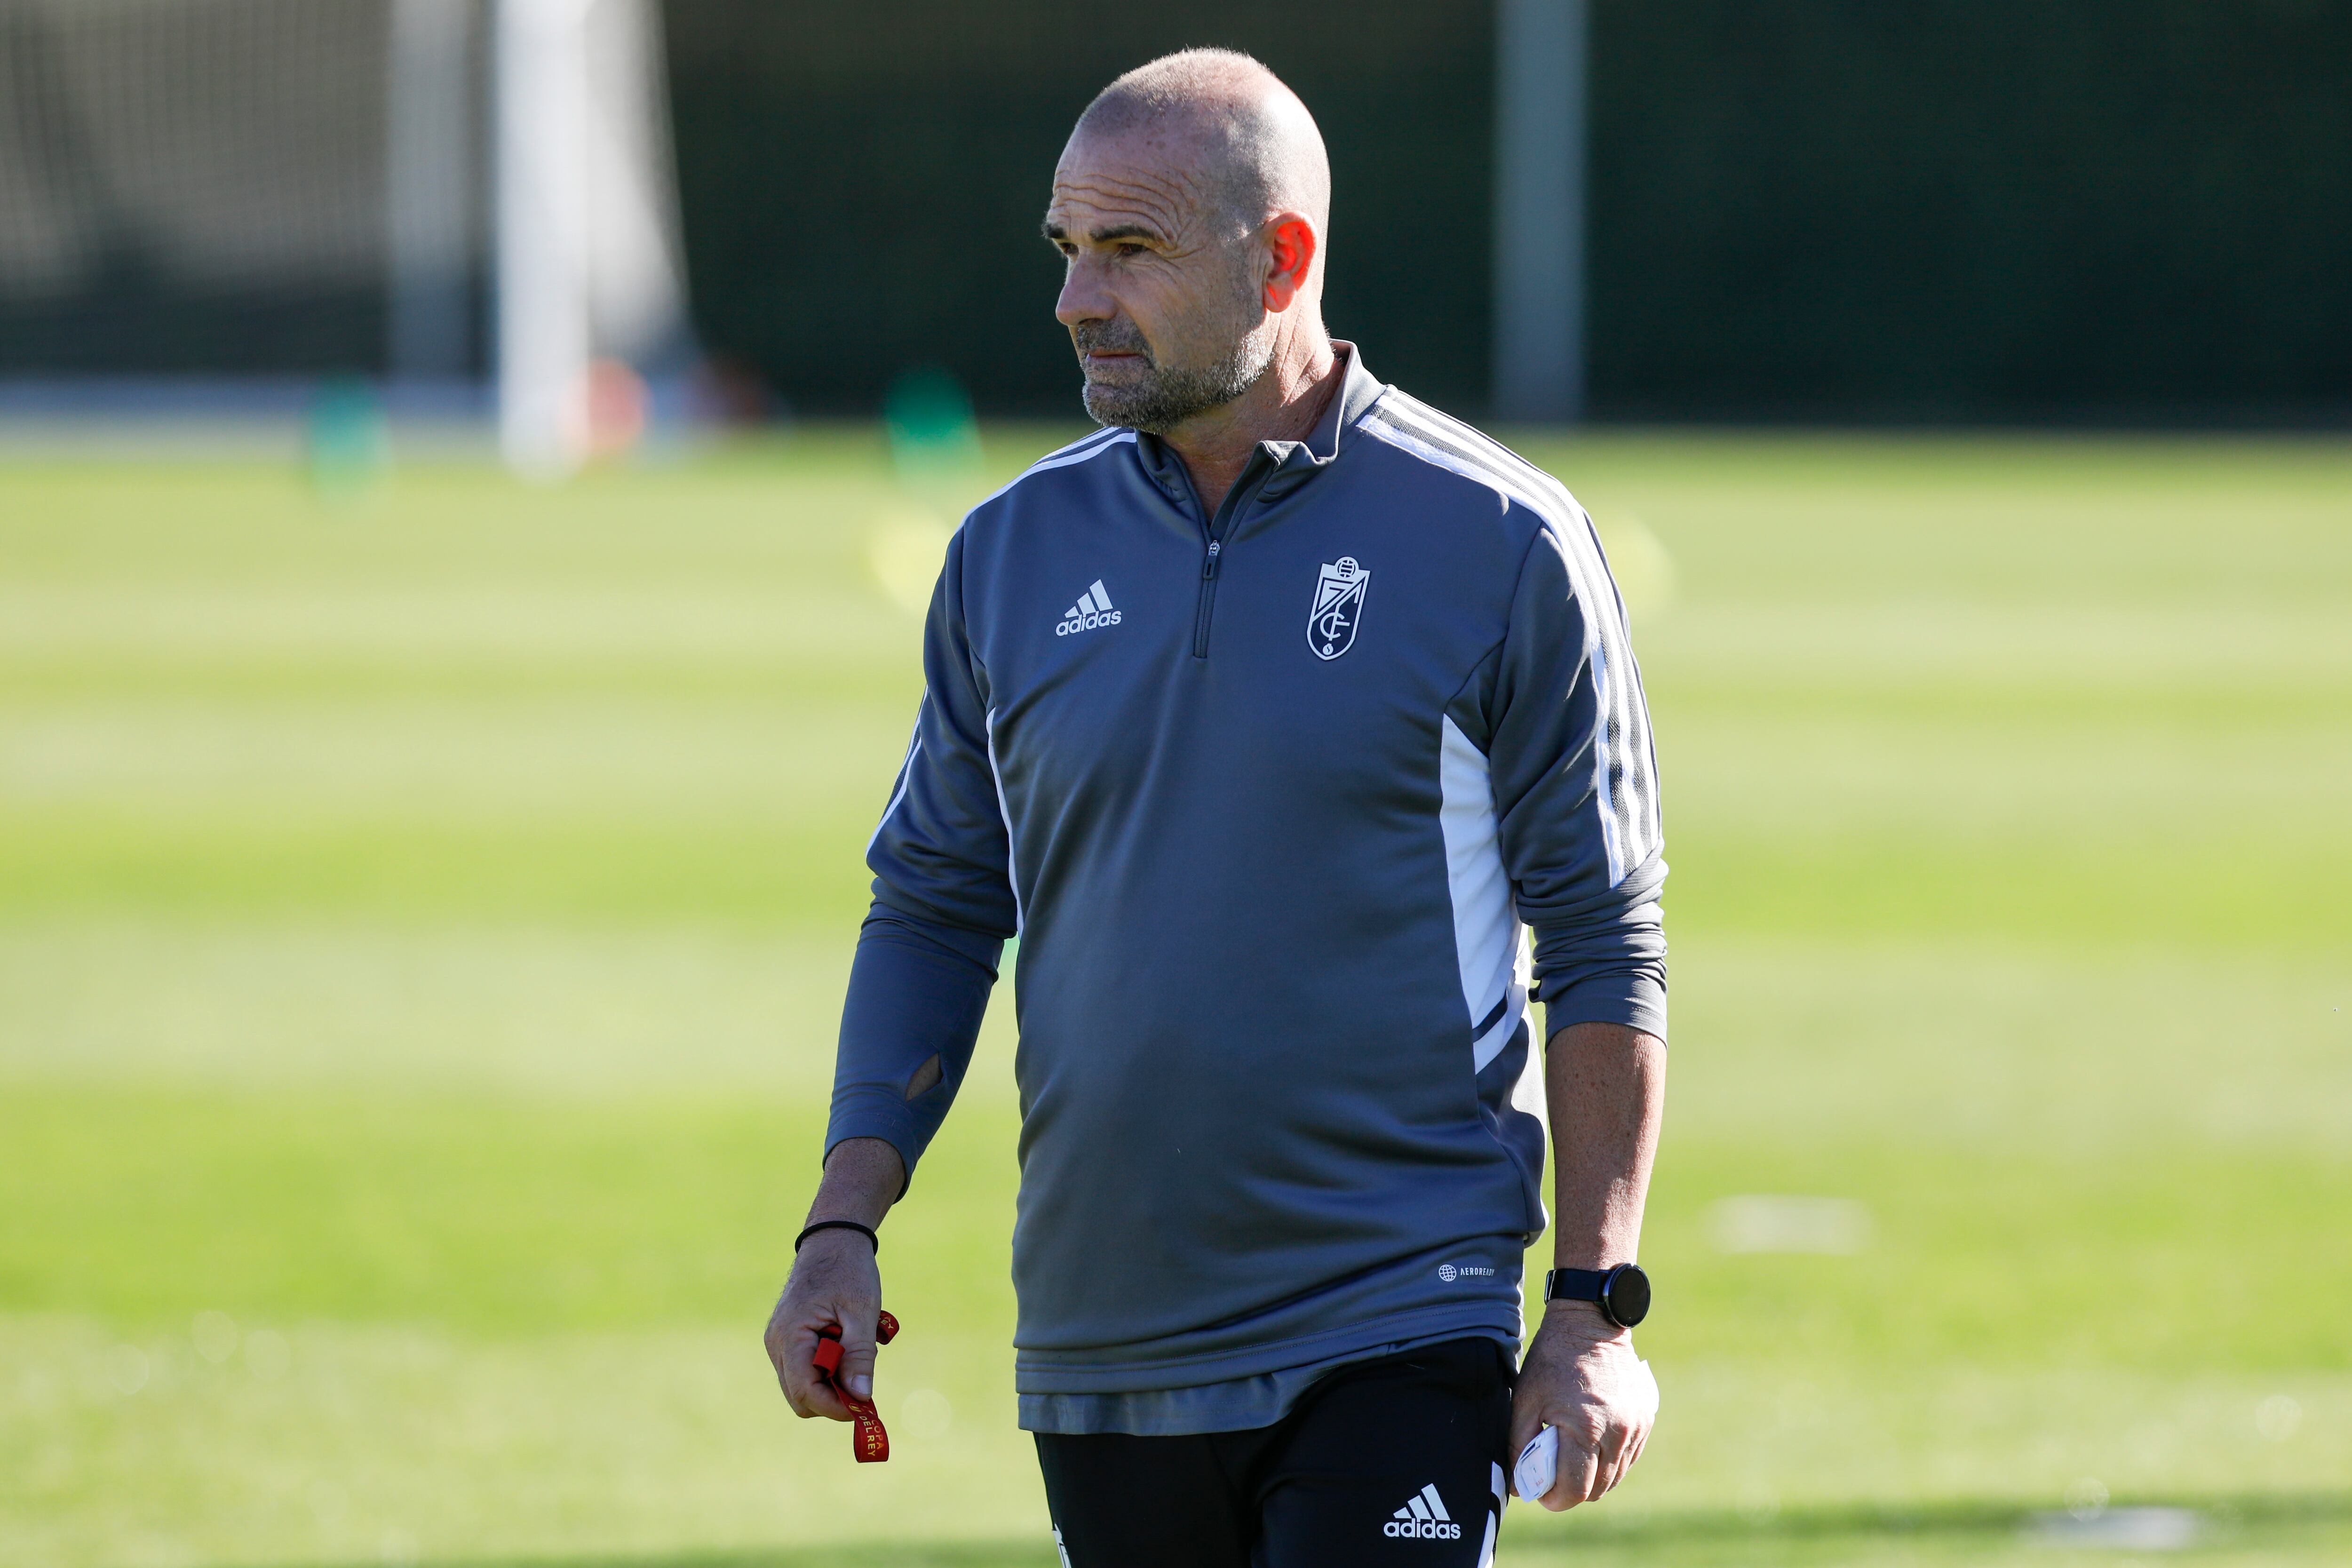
{"left": 1262, "top": 215, "right": 1319, "bottom": 312}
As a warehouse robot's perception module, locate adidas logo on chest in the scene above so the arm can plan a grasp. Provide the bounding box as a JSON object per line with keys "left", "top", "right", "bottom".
{"left": 1055, "top": 580, "right": 1121, "bottom": 637}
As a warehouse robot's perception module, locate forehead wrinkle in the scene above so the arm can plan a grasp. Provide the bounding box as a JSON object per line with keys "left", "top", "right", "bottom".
{"left": 1049, "top": 164, "right": 1211, "bottom": 247}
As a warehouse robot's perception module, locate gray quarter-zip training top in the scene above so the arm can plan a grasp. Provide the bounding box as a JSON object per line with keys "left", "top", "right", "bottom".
{"left": 826, "top": 347, "right": 1666, "bottom": 1435}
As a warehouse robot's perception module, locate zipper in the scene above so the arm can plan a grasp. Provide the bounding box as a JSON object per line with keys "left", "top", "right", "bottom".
{"left": 1191, "top": 538, "right": 1222, "bottom": 659}
{"left": 1180, "top": 449, "right": 1275, "bottom": 661}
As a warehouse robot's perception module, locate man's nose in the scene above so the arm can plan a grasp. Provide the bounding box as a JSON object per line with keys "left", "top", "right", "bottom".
{"left": 1055, "top": 258, "right": 1113, "bottom": 330}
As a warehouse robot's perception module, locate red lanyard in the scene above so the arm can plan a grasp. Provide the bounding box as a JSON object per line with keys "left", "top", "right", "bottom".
{"left": 810, "top": 1310, "right": 900, "bottom": 1462}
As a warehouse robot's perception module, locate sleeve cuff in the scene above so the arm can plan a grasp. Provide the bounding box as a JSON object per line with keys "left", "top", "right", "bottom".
{"left": 823, "top": 1102, "right": 926, "bottom": 1193}
{"left": 1542, "top": 971, "right": 1668, "bottom": 1046}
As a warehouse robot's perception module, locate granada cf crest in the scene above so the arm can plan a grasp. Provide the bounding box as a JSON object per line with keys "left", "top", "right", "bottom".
{"left": 1308, "top": 556, "right": 1369, "bottom": 660}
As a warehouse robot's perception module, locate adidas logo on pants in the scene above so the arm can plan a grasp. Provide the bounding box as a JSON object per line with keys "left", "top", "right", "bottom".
{"left": 1383, "top": 1483, "right": 1463, "bottom": 1539}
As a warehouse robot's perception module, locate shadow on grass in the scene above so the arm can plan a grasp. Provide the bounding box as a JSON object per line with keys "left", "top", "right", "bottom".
{"left": 1496, "top": 1491, "right": 2352, "bottom": 1565}
{"left": 249, "top": 1492, "right": 2352, "bottom": 1568}
{"left": 1513, "top": 1488, "right": 2352, "bottom": 1542}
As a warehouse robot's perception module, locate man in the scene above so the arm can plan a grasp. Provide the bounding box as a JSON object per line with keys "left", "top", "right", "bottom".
{"left": 765, "top": 48, "right": 1667, "bottom": 1567}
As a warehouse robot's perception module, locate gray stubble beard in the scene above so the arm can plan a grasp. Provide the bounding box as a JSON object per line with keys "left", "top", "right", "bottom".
{"left": 1075, "top": 272, "right": 1276, "bottom": 435}
{"left": 1081, "top": 336, "right": 1271, "bottom": 433}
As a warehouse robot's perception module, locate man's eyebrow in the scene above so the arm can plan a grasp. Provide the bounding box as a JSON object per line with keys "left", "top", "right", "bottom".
{"left": 1087, "top": 223, "right": 1163, "bottom": 244}
{"left": 1039, "top": 219, "right": 1167, "bottom": 245}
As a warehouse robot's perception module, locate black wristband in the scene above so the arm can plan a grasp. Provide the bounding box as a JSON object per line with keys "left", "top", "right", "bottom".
{"left": 795, "top": 1219, "right": 880, "bottom": 1254}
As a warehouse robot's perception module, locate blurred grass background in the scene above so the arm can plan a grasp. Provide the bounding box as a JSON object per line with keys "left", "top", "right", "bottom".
{"left": 1, "top": 432, "right": 2347, "bottom": 1567}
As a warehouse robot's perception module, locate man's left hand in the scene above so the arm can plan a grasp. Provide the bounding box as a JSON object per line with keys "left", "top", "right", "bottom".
{"left": 1509, "top": 1302, "right": 1653, "bottom": 1510}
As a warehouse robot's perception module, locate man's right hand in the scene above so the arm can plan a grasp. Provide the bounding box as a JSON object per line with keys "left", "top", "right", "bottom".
{"left": 766, "top": 1229, "right": 884, "bottom": 1418}
{"left": 763, "top": 1136, "right": 904, "bottom": 1420}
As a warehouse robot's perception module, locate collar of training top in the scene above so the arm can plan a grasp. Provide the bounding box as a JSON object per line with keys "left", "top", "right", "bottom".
{"left": 1131, "top": 341, "right": 1387, "bottom": 506}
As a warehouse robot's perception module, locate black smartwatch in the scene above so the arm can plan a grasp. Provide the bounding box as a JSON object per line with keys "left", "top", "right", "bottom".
{"left": 1543, "top": 1263, "right": 1651, "bottom": 1329}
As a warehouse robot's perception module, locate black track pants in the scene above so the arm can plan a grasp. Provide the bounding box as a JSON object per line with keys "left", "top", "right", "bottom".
{"left": 1034, "top": 1337, "right": 1514, "bottom": 1568}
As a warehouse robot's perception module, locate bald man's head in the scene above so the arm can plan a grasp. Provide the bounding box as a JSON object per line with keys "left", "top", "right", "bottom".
{"left": 1074, "top": 49, "right": 1330, "bottom": 242}
{"left": 1047, "top": 51, "right": 1335, "bottom": 434}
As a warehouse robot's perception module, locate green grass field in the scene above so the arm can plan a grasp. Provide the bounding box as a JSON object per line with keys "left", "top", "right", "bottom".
{"left": 2, "top": 430, "right": 2346, "bottom": 1568}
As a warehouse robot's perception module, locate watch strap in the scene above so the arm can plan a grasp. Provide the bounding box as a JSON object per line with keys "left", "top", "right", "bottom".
{"left": 1544, "top": 1267, "right": 1611, "bottom": 1303}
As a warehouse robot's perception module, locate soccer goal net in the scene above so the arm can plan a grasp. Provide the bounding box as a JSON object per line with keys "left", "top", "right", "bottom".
{"left": 0, "top": 0, "right": 688, "bottom": 458}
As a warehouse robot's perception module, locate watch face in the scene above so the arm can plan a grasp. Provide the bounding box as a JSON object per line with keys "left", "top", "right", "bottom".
{"left": 1605, "top": 1264, "right": 1652, "bottom": 1327}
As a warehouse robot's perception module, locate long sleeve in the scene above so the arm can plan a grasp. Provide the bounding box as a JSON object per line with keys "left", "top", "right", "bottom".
{"left": 1483, "top": 514, "right": 1669, "bottom": 1044}
{"left": 825, "top": 531, "right": 1018, "bottom": 1181}
{"left": 825, "top": 907, "right": 1001, "bottom": 1180}
{"left": 864, "top": 531, "right": 1023, "bottom": 938}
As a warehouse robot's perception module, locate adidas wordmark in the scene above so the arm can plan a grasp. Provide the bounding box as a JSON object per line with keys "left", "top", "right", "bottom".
{"left": 1056, "top": 580, "right": 1121, "bottom": 637}
{"left": 1383, "top": 1483, "right": 1462, "bottom": 1540}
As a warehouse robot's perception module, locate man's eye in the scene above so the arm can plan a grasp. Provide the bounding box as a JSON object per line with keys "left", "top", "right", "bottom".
{"left": 1116, "top": 243, "right": 1145, "bottom": 257}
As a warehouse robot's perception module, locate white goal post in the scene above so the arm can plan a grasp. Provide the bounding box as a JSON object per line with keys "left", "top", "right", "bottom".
{"left": 0, "top": 0, "right": 687, "bottom": 472}
{"left": 493, "top": 0, "right": 687, "bottom": 477}
{"left": 494, "top": 0, "right": 593, "bottom": 477}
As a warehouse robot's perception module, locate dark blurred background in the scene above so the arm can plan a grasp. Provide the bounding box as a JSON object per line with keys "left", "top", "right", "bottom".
{"left": 3, "top": 0, "right": 2347, "bottom": 423}
{"left": 664, "top": 0, "right": 2352, "bottom": 421}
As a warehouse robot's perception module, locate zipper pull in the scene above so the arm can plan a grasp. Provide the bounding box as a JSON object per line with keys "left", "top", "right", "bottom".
{"left": 1203, "top": 539, "right": 1222, "bottom": 579}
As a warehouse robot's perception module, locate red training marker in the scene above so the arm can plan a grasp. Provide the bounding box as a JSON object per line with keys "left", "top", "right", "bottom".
{"left": 810, "top": 1309, "right": 900, "bottom": 1462}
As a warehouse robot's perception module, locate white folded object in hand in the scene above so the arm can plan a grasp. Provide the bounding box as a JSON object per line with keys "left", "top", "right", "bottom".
{"left": 1512, "top": 1358, "right": 1659, "bottom": 1503}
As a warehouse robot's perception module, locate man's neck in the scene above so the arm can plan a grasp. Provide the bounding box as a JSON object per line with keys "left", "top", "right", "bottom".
{"left": 1161, "top": 330, "right": 1341, "bottom": 517}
